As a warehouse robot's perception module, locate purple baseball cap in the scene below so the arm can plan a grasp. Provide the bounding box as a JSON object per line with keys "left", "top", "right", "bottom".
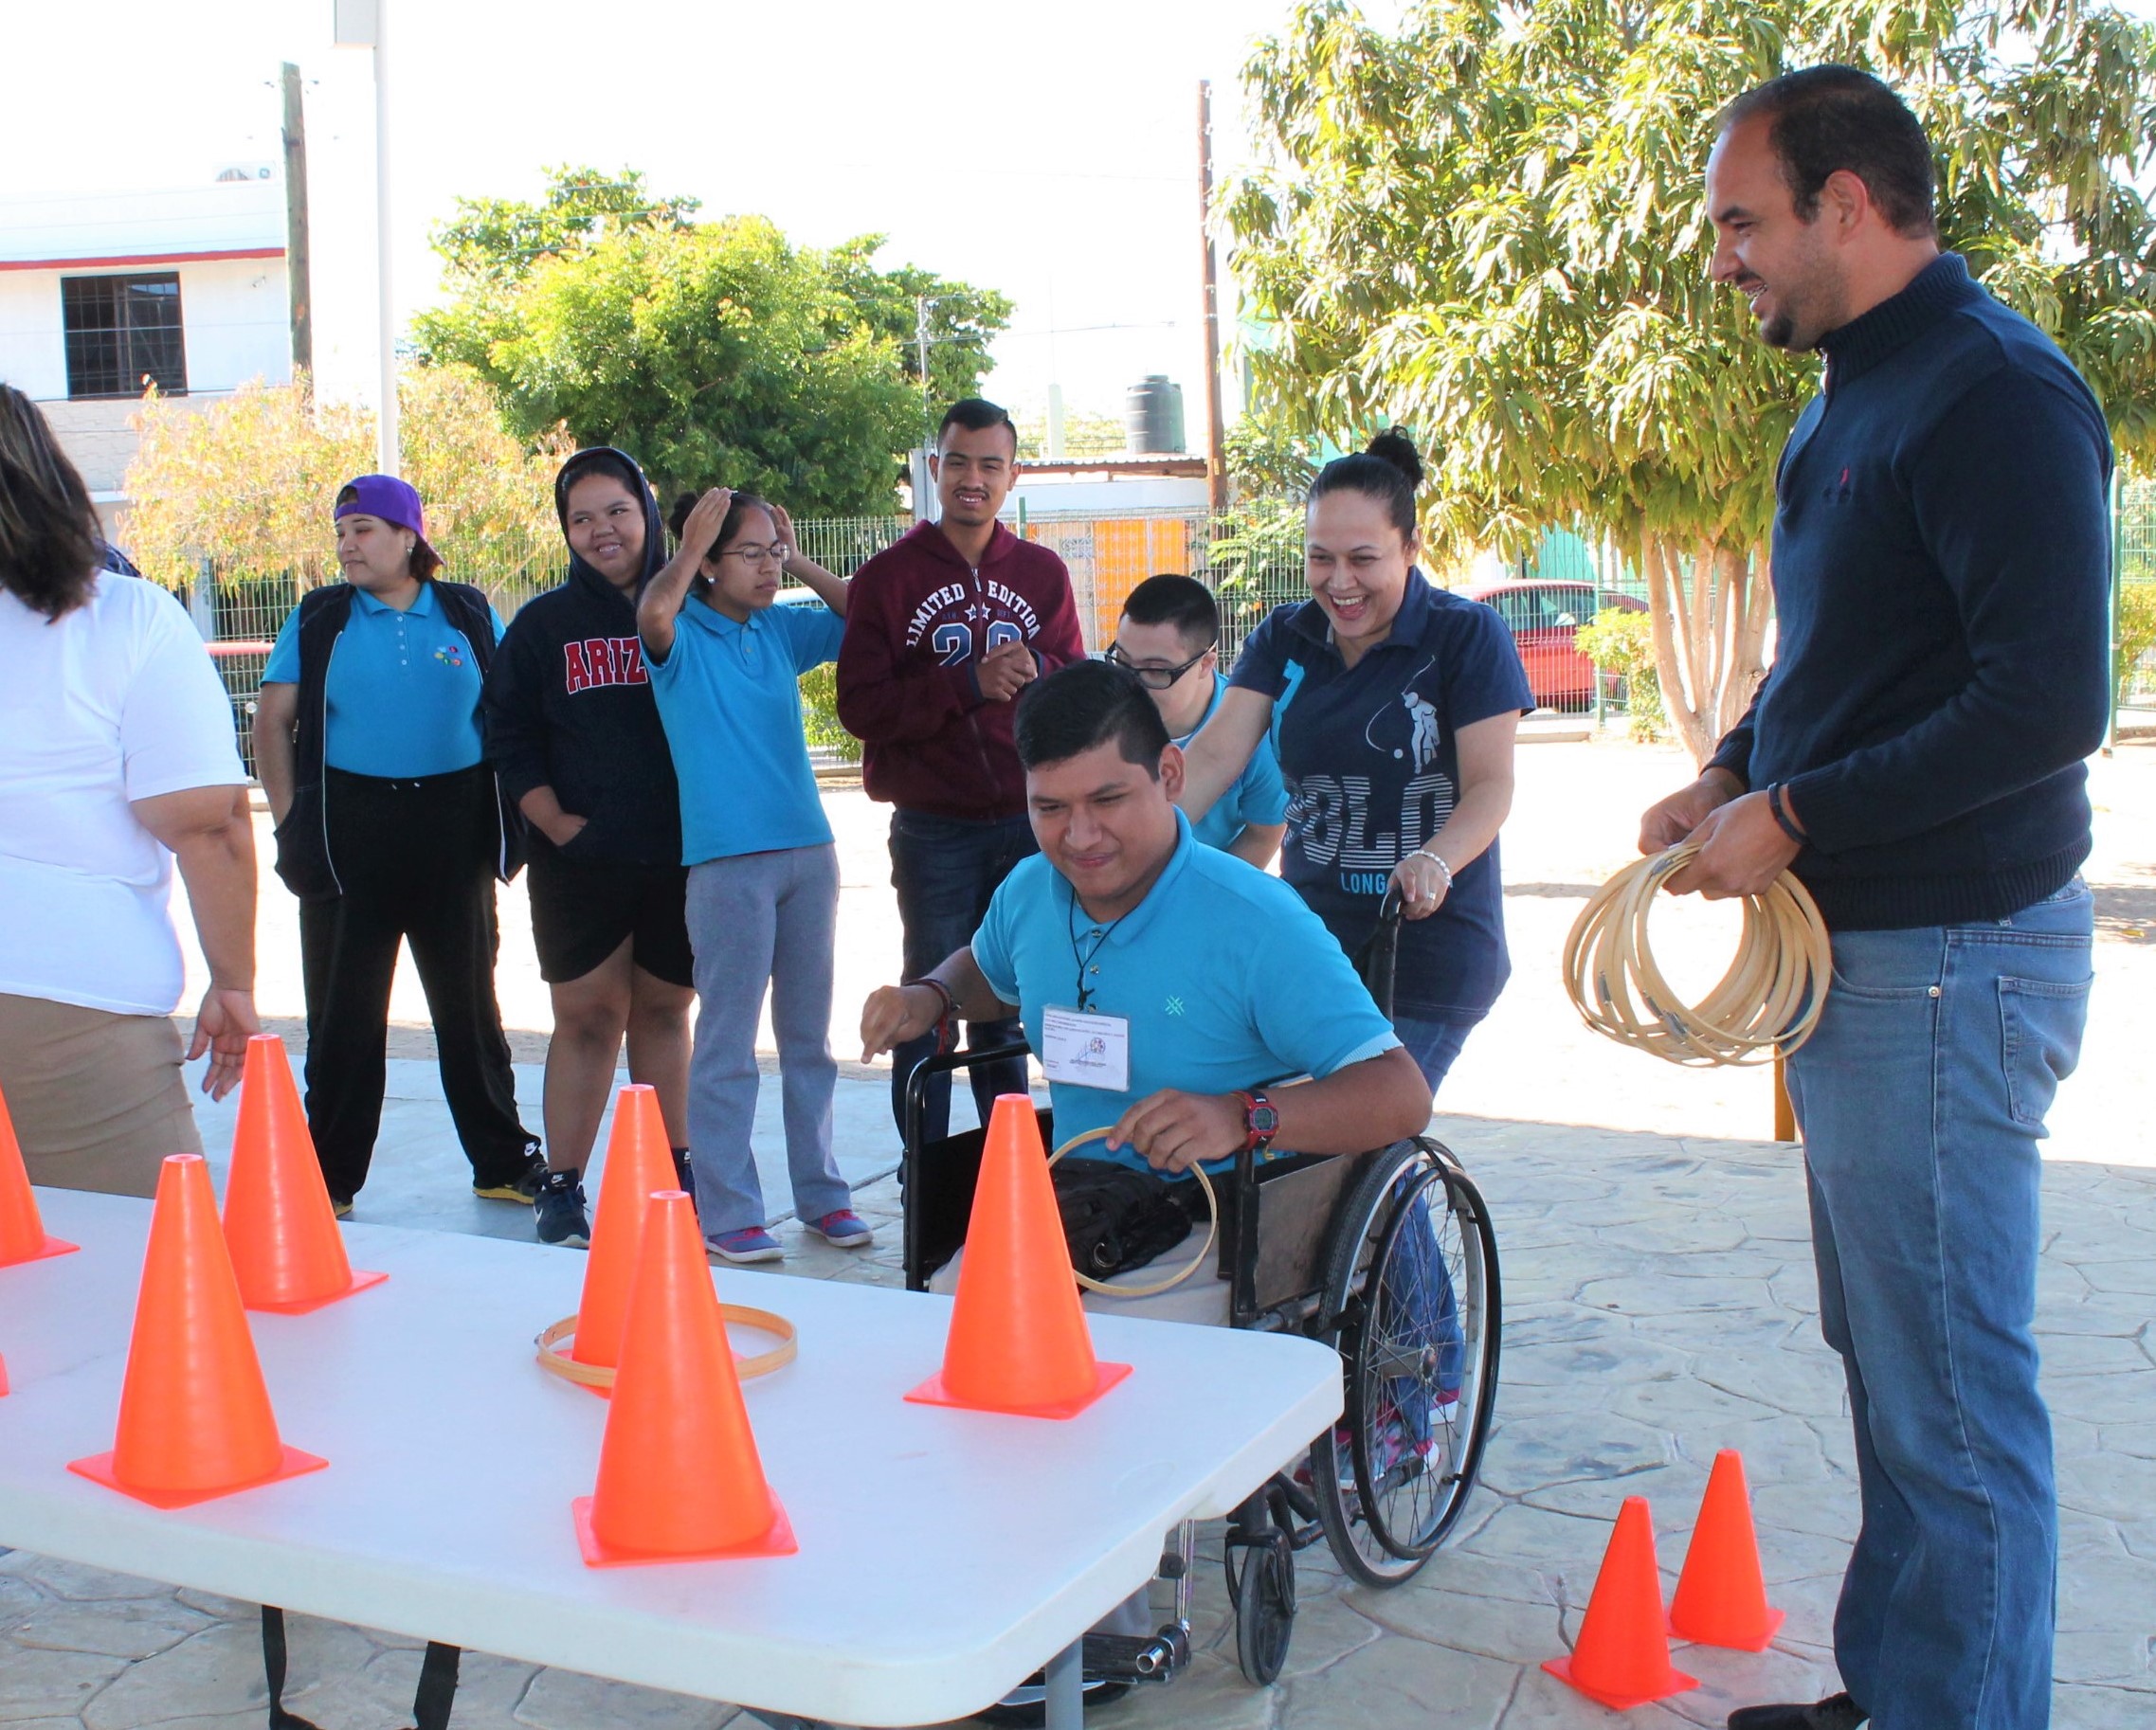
{"left": 334, "top": 474, "right": 429, "bottom": 550}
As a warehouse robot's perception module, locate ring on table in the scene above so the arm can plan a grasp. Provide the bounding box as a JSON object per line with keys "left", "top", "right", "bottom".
{"left": 534, "top": 1304, "right": 797, "bottom": 1391}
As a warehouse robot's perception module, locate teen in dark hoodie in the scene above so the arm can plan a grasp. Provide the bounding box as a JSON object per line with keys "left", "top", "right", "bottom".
{"left": 482, "top": 448, "right": 693, "bottom": 1248}
{"left": 835, "top": 399, "right": 1085, "bottom": 1144}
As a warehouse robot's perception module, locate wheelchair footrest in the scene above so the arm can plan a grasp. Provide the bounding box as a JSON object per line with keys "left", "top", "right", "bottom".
{"left": 1081, "top": 1626, "right": 1189, "bottom": 1684}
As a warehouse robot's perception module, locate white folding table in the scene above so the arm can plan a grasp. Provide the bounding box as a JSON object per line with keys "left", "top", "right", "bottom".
{"left": 0, "top": 1189, "right": 1340, "bottom": 1727}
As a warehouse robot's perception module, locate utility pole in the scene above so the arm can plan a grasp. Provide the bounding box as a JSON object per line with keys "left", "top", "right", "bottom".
{"left": 335, "top": 0, "right": 397, "bottom": 475}
{"left": 1197, "top": 80, "right": 1228, "bottom": 514}
{"left": 912, "top": 295, "right": 936, "bottom": 521}
{"left": 279, "top": 63, "right": 313, "bottom": 386}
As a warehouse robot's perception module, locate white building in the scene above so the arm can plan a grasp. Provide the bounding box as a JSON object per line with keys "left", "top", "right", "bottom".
{"left": 0, "top": 172, "right": 293, "bottom": 532}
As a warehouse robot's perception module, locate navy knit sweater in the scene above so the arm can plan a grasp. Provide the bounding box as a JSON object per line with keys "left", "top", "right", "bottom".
{"left": 1709, "top": 254, "right": 2113, "bottom": 930}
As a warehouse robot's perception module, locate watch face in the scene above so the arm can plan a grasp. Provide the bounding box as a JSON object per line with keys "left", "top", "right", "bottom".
{"left": 1250, "top": 1103, "right": 1281, "bottom": 1136}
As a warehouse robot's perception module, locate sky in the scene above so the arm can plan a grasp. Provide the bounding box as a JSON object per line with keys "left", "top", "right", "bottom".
{"left": 0, "top": 0, "right": 1375, "bottom": 425}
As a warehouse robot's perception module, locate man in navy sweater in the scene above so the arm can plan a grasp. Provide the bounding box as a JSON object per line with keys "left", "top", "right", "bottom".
{"left": 1640, "top": 68, "right": 2111, "bottom": 1730}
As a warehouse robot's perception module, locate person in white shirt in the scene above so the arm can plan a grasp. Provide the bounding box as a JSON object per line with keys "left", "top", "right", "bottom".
{"left": 0, "top": 386, "right": 259, "bottom": 1195}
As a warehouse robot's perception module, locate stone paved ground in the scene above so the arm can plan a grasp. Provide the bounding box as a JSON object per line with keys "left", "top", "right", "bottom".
{"left": 6, "top": 737, "right": 2152, "bottom": 1726}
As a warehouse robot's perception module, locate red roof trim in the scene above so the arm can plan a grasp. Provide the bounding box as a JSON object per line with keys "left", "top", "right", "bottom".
{"left": 0, "top": 246, "right": 284, "bottom": 273}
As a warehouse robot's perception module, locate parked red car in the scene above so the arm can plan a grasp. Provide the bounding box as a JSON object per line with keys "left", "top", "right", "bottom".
{"left": 1467, "top": 579, "right": 1646, "bottom": 712}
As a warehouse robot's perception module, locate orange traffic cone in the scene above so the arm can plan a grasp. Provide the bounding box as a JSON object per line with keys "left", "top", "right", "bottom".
{"left": 572, "top": 1190, "right": 793, "bottom": 1565}
{"left": 0, "top": 1353, "right": 9, "bottom": 1397}
{"left": 1672, "top": 1450, "right": 1785, "bottom": 1650}
{"left": 570, "top": 1085, "right": 680, "bottom": 1386}
{"left": 906, "top": 1093, "right": 1130, "bottom": 1419}
{"left": 223, "top": 1036, "right": 386, "bottom": 1313}
{"left": 0, "top": 1083, "right": 77, "bottom": 1267}
{"left": 69, "top": 1154, "right": 326, "bottom": 1508}
{"left": 1543, "top": 1496, "right": 1698, "bottom": 1709}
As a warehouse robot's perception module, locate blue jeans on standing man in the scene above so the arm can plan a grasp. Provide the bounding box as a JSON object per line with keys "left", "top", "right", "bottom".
{"left": 1785, "top": 879, "right": 2093, "bottom": 1730}
{"left": 888, "top": 808, "right": 1037, "bottom": 1144}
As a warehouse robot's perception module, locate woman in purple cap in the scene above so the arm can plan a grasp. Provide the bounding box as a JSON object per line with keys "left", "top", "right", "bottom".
{"left": 254, "top": 475, "right": 544, "bottom": 1216}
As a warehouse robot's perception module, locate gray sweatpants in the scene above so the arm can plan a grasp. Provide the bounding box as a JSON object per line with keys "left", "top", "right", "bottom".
{"left": 684, "top": 846, "right": 852, "bottom": 1236}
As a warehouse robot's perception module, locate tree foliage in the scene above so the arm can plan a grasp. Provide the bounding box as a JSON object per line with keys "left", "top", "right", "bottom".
{"left": 122, "top": 366, "right": 569, "bottom": 588}
{"left": 1229, "top": 0, "right": 2156, "bottom": 758}
{"left": 414, "top": 167, "right": 1012, "bottom": 514}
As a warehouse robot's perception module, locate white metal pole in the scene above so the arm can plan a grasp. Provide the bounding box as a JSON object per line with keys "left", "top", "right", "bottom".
{"left": 372, "top": 0, "right": 398, "bottom": 476}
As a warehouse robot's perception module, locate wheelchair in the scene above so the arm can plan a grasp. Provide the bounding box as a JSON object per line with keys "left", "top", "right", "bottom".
{"left": 898, "top": 907, "right": 1503, "bottom": 1700}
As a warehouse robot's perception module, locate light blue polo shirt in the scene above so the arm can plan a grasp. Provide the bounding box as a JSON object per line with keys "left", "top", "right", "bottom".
{"left": 262, "top": 583, "right": 503, "bottom": 777}
{"left": 646, "top": 595, "right": 845, "bottom": 865}
{"left": 1182, "top": 673, "right": 1288, "bottom": 852}
{"left": 970, "top": 808, "right": 1401, "bottom": 1174}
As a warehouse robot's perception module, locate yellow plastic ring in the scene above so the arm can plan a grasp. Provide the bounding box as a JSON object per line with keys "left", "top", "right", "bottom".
{"left": 1047, "top": 1126, "right": 1219, "bottom": 1298}
{"left": 534, "top": 1303, "right": 798, "bottom": 1392}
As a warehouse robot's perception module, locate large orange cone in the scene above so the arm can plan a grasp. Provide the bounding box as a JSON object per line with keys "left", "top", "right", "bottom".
{"left": 1672, "top": 1450, "right": 1785, "bottom": 1650}
{"left": 0, "top": 1083, "right": 77, "bottom": 1267}
{"left": 906, "top": 1093, "right": 1130, "bottom": 1419}
{"left": 69, "top": 1155, "right": 326, "bottom": 1508}
{"left": 570, "top": 1085, "right": 680, "bottom": 1385}
{"left": 572, "top": 1190, "right": 793, "bottom": 1565}
{"left": 223, "top": 1036, "right": 385, "bottom": 1313}
{"left": 1542, "top": 1497, "right": 1697, "bottom": 1709}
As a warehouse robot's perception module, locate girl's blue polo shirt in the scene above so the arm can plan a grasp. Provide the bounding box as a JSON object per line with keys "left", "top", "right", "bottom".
{"left": 1228, "top": 573, "right": 1532, "bottom": 1024}
{"left": 1181, "top": 673, "right": 1289, "bottom": 851}
{"left": 262, "top": 583, "right": 503, "bottom": 778}
{"left": 645, "top": 595, "right": 845, "bottom": 865}
{"left": 969, "top": 809, "right": 1400, "bottom": 1174}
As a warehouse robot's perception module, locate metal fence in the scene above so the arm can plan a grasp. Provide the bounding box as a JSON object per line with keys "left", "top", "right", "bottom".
{"left": 2116, "top": 478, "right": 2156, "bottom": 719}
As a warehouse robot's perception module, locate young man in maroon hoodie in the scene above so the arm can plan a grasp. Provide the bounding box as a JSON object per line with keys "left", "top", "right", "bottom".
{"left": 838, "top": 398, "right": 1086, "bottom": 1142}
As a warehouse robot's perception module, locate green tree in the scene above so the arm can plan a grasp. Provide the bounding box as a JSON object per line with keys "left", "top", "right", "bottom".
{"left": 415, "top": 168, "right": 1012, "bottom": 514}
{"left": 122, "top": 366, "right": 568, "bottom": 589}
{"left": 1229, "top": 0, "right": 2156, "bottom": 761}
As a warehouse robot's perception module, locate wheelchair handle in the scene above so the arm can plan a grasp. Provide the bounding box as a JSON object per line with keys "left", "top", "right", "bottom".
{"left": 1352, "top": 887, "right": 1406, "bottom": 1019}
{"left": 900, "top": 1039, "right": 1033, "bottom": 1166}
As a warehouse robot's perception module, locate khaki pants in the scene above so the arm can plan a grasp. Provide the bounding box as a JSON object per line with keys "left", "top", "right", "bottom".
{"left": 0, "top": 993, "right": 202, "bottom": 1198}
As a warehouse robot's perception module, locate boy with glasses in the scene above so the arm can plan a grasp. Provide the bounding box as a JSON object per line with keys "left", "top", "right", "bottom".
{"left": 1108, "top": 574, "right": 1286, "bottom": 869}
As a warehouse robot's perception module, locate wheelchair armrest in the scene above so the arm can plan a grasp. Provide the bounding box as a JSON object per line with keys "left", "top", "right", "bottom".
{"left": 900, "top": 1040, "right": 1034, "bottom": 1293}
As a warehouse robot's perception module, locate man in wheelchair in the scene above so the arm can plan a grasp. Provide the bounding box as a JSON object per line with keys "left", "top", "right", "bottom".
{"left": 861, "top": 656, "right": 1434, "bottom": 1306}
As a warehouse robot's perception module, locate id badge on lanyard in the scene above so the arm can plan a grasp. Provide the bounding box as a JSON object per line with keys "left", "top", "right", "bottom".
{"left": 1042, "top": 1005, "right": 1131, "bottom": 1091}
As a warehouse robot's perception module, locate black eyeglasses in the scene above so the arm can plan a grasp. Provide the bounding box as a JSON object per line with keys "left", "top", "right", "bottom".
{"left": 1104, "top": 642, "right": 1210, "bottom": 691}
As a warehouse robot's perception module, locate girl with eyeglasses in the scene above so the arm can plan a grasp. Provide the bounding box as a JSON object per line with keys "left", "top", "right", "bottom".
{"left": 638, "top": 488, "right": 871, "bottom": 1265}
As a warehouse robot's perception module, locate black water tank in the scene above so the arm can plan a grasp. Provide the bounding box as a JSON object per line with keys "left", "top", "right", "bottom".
{"left": 1123, "top": 376, "right": 1187, "bottom": 455}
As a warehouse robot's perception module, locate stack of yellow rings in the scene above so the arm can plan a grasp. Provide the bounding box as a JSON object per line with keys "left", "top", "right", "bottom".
{"left": 1562, "top": 840, "right": 1832, "bottom": 1066}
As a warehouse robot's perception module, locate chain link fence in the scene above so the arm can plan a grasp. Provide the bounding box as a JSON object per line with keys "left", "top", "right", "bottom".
{"left": 2115, "top": 478, "right": 2156, "bottom": 727}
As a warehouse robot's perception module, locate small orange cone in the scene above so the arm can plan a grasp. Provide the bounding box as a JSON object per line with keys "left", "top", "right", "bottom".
{"left": 570, "top": 1085, "right": 680, "bottom": 1387}
{"left": 223, "top": 1036, "right": 385, "bottom": 1313}
{"left": 1672, "top": 1450, "right": 1785, "bottom": 1650}
{"left": 0, "top": 1353, "right": 9, "bottom": 1397}
{"left": 907, "top": 1093, "right": 1130, "bottom": 1419}
{"left": 572, "top": 1190, "right": 793, "bottom": 1565}
{"left": 69, "top": 1155, "right": 326, "bottom": 1508}
{"left": 0, "top": 1083, "right": 77, "bottom": 1267}
{"left": 1542, "top": 1497, "right": 1697, "bottom": 1709}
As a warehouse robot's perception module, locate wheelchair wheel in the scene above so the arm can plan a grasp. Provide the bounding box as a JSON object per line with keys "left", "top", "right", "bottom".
{"left": 1230, "top": 1540, "right": 1295, "bottom": 1686}
{"left": 1311, "top": 1140, "right": 1501, "bottom": 1587}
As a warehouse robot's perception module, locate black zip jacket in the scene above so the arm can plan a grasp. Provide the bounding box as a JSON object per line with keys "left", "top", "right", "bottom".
{"left": 482, "top": 451, "right": 682, "bottom": 868}
{"left": 273, "top": 579, "right": 526, "bottom": 902}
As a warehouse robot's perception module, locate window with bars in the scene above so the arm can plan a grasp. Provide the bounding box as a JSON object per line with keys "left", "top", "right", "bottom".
{"left": 62, "top": 273, "right": 187, "bottom": 399}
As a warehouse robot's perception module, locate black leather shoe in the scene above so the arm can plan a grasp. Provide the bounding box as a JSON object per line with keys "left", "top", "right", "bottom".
{"left": 1728, "top": 1694, "right": 1866, "bottom": 1730}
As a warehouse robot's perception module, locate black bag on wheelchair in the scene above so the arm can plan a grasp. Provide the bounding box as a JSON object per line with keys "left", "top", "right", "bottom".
{"left": 1052, "top": 1158, "right": 1195, "bottom": 1282}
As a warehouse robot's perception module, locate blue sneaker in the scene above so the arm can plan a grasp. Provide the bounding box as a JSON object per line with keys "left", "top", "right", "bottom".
{"left": 534, "top": 1169, "right": 589, "bottom": 1248}
{"left": 707, "top": 1226, "right": 783, "bottom": 1265}
{"left": 806, "top": 1209, "right": 873, "bottom": 1249}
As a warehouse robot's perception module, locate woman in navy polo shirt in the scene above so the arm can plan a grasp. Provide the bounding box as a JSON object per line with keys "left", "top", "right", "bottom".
{"left": 1179, "top": 432, "right": 1531, "bottom": 1092}
{"left": 638, "top": 487, "right": 873, "bottom": 1266}
{"left": 255, "top": 476, "right": 542, "bottom": 1214}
